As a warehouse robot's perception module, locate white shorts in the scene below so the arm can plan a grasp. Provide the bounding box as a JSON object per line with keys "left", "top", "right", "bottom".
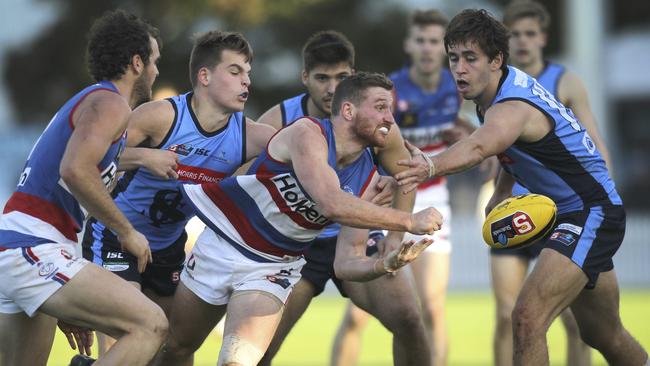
{"left": 404, "top": 184, "right": 452, "bottom": 254}
{"left": 0, "top": 243, "right": 89, "bottom": 317}
{"left": 181, "top": 228, "right": 306, "bottom": 306}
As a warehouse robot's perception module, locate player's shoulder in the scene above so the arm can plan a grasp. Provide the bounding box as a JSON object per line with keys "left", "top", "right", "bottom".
{"left": 72, "top": 89, "right": 129, "bottom": 128}
{"left": 257, "top": 103, "right": 283, "bottom": 129}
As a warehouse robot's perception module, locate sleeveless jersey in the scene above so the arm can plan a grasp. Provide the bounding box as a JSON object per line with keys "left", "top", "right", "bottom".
{"left": 512, "top": 62, "right": 566, "bottom": 196}
{"left": 280, "top": 93, "right": 310, "bottom": 126}
{"left": 94, "top": 92, "right": 246, "bottom": 251}
{"left": 390, "top": 66, "right": 461, "bottom": 189}
{"left": 0, "top": 81, "right": 126, "bottom": 248}
{"left": 182, "top": 118, "right": 377, "bottom": 262}
{"left": 482, "top": 66, "right": 621, "bottom": 214}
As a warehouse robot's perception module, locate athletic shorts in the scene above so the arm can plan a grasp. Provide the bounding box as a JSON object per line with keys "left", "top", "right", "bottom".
{"left": 403, "top": 184, "right": 451, "bottom": 253}
{"left": 544, "top": 205, "right": 626, "bottom": 289}
{"left": 82, "top": 217, "right": 186, "bottom": 297}
{"left": 181, "top": 228, "right": 305, "bottom": 306}
{"left": 302, "top": 231, "right": 384, "bottom": 297}
{"left": 0, "top": 243, "right": 89, "bottom": 316}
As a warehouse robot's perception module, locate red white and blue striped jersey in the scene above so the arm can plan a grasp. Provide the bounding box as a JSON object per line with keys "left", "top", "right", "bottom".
{"left": 182, "top": 118, "right": 377, "bottom": 262}
{"left": 0, "top": 81, "right": 126, "bottom": 248}
{"left": 90, "top": 92, "right": 246, "bottom": 251}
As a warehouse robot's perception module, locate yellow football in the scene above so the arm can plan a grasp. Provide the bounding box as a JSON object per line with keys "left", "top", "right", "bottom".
{"left": 482, "top": 194, "right": 557, "bottom": 249}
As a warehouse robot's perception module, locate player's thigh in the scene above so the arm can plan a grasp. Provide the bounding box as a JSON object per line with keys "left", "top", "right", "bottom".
{"left": 274, "top": 279, "right": 316, "bottom": 335}
{"left": 517, "top": 248, "right": 587, "bottom": 321}
{"left": 224, "top": 290, "right": 285, "bottom": 350}
{"left": 569, "top": 270, "right": 622, "bottom": 343}
{"left": 0, "top": 311, "right": 56, "bottom": 366}
{"left": 39, "top": 263, "right": 166, "bottom": 339}
{"left": 345, "top": 268, "right": 420, "bottom": 325}
{"left": 490, "top": 254, "right": 530, "bottom": 309}
{"left": 410, "top": 251, "right": 450, "bottom": 300}
{"left": 166, "top": 281, "right": 227, "bottom": 351}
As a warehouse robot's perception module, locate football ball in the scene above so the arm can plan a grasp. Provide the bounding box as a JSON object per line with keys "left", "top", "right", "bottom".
{"left": 482, "top": 194, "right": 557, "bottom": 249}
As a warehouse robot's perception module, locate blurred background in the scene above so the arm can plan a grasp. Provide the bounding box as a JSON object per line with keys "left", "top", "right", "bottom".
{"left": 1, "top": 0, "right": 648, "bottom": 364}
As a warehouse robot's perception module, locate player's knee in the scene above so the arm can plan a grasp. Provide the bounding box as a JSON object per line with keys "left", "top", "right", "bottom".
{"left": 511, "top": 302, "right": 544, "bottom": 340}
{"left": 138, "top": 305, "right": 168, "bottom": 343}
{"left": 580, "top": 323, "right": 623, "bottom": 352}
{"left": 382, "top": 306, "right": 424, "bottom": 336}
{"left": 218, "top": 334, "right": 264, "bottom": 366}
{"left": 496, "top": 304, "right": 515, "bottom": 329}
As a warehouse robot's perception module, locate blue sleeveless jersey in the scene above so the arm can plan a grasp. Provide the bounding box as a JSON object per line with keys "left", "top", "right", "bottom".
{"left": 485, "top": 66, "right": 621, "bottom": 214}
{"left": 280, "top": 93, "right": 309, "bottom": 126}
{"left": 390, "top": 66, "right": 460, "bottom": 189}
{"left": 511, "top": 61, "right": 566, "bottom": 196}
{"left": 91, "top": 92, "right": 246, "bottom": 251}
{"left": 0, "top": 81, "right": 126, "bottom": 248}
{"left": 182, "top": 118, "right": 377, "bottom": 262}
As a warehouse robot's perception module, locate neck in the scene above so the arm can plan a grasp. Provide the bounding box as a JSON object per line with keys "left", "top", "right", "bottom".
{"left": 192, "top": 90, "right": 231, "bottom": 132}
{"left": 110, "top": 79, "right": 136, "bottom": 108}
{"left": 476, "top": 68, "right": 505, "bottom": 114}
{"left": 306, "top": 97, "right": 329, "bottom": 119}
{"left": 409, "top": 65, "right": 441, "bottom": 92}
{"left": 515, "top": 58, "right": 545, "bottom": 78}
{"left": 331, "top": 117, "right": 366, "bottom": 168}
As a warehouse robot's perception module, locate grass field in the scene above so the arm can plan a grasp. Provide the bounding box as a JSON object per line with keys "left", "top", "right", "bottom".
{"left": 48, "top": 290, "right": 650, "bottom": 365}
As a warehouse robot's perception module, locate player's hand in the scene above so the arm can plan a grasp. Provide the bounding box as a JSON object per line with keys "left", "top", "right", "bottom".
{"left": 378, "top": 238, "right": 434, "bottom": 273}
{"left": 144, "top": 149, "right": 179, "bottom": 180}
{"left": 395, "top": 141, "right": 434, "bottom": 194}
{"left": 57, "top": 320, "right": 94, "bottom": 356}
{"left": 118, "top": 229, "right": 152, "bottom": 273}
{"left": 371, "top": 176, "right": 396, "bottom": 207}
{"left": 409, "top": 207, "right": 442, "bottom": 235}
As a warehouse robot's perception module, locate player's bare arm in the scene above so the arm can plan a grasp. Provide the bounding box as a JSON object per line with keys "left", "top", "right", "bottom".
{"left": 374, "top": 124, "right": 417, "bottom": 253}
{"left": 270, "top": 118, "right": 440, "bottom": 235}
{"left": 257, "top": 103, "right": 284, "bottom": 131}
{"left": 60, "top": 91, "right": 151, "bottom": 272}
{"left": 395, "top": 101, "right": 544, "bottom": 187}
{"left": 118, "top": 100, "right": 179, "bottom": 179}
{"left": 558, "top": 71, "right": 613, "bottom": 171}
{"left": 245, "top": 117, "right": 277, "bottom": 160}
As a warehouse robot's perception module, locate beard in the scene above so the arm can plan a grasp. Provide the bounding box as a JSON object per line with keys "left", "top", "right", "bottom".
{"left": 353, "top": 116, "right": 386, "bottom": 148}
{"left": 132, "top": 73, "right": 153, "bottom": 108}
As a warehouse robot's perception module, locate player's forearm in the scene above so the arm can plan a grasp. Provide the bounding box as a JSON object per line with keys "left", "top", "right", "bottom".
{"left": 322, "top": 193, "right": 413, "bottom": 232}
{"left": 117, "top": 147, "right": 147, "bottom": 171}
{"left": 333, "top": 256, "right": 386, "bottom": 282}
{"left": 431, "top": 138, "right": 486, "bottom": 176}
{"left": 61, "top": 166, "right": 134, "bottom": 236}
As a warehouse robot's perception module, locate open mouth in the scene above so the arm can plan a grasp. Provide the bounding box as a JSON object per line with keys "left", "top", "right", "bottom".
{"left": 378, "top": 126, "right": 390, "bottom": 135}
{"left": 457, "top": 80, "right": 469, "bottom": 89}
{"left": 239, "top": 92, "right": 249, "bottom": 100}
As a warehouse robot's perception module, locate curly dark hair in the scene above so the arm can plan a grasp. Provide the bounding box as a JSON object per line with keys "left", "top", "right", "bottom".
{"left": 444, "top": 9, "right": 510, "bottom": 71}
{"left": 331, "top": 71, "right": 393, "bottom": 116}
{"left": 189, "top": 31, "right": 252, "bottom": 88}
{"left": 302, "top": 30, "right": 355, "bottom": 73}
{"left": 86, "top": 9, "right": 161, "bottom": 82}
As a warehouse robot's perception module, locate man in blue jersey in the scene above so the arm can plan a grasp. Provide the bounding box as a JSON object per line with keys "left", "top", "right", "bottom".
{"left": 489, "top": 2, "right": 615, "bottom": 365}
{"left": 257, "top": 31, "right": 431, "bottom": 366}
{"left": 155, "top": 72, "right": 442, "bottom": 366}
{"left": 0, "top": 10, "right": 168, "bottom": 366}
{"left": 79, "top": 30, "right": 276, "bottom": 357}
{"left": 396, "top": 9, "right": 648, "bottom": 366}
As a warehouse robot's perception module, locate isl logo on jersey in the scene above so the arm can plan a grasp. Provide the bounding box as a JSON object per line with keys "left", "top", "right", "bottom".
{"left": 490, "top": 211, "right": 536, "bottom": 246}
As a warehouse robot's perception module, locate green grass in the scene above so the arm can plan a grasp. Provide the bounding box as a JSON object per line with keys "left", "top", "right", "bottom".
{"left": 48, "top": 290, "right": 649, "bottom": 365}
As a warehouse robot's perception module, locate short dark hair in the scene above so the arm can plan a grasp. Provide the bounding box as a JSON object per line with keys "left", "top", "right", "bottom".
{"left": 444, "top": 9, "right": 510, "bottom": 71}
{"left": 86, "top": 9, "right": 161, "bottom": 82}
{"left": 189, "top": 31, "right": 253, "bottom": 87}
{"left": 331, "top": 72, "right": 393, "bottom": 116}
{"left": 503, "top": 0, "right": 551, "bottom": 33}
{"left": 302, "top": 30, "right": 355, "bottom": 73}
{"left": 409, "top": 9, "right": 449, "bottom": 29}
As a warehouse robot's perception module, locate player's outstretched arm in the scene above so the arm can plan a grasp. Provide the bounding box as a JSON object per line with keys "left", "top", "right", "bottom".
{"left": 117, "top": 100, "right": 179, "bottom": 179}
{"left": 333, "top": 225, "right": 433, "bottom": 281}
{"left": 60, "top": 91, "right": 151, "bottom": 272}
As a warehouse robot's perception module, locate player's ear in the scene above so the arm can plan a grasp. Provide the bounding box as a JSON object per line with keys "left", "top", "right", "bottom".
{"left": 301, "top": 70, "right": 309, "bottom": 87}
{"left": 198, "top": 67, "right": 210, "bottom": 86}
{"left": 341, "top": 101, "right": 355, "bottom": 121}
{"left": 131, "top": 54, "right": 144, "bottom": 75}
{"left": 490, "top": 52, "right": 504, "bottom": 71}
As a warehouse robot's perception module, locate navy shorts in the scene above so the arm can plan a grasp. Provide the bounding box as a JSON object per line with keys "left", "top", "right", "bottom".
{"left": 301, "top": 230, "right": 384, "bottom": 297}
{"left": 490, "top": 240, "right": 544, "bottom": 259}
{"left": 81, "top": 217, "right": 186, "bottom": 296}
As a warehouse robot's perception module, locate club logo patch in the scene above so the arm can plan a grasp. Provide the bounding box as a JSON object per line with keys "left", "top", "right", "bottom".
{"left": 550, "top": 231, "right": 576, "bottom": 246}
{"left": 490, "top": 211, "right": 536, "bottom": 246}
{"left": 266, "top": 275, "right": 291, "bottom": 289}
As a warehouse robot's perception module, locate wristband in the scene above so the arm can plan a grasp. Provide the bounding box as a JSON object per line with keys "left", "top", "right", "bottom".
{"left": 421, "top": 153, "right": 435, "bottom": 178}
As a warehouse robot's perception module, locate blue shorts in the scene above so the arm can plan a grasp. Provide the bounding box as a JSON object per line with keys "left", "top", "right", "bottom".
{"left": 81, "top": 217, "right": 186, "bottom": 296}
